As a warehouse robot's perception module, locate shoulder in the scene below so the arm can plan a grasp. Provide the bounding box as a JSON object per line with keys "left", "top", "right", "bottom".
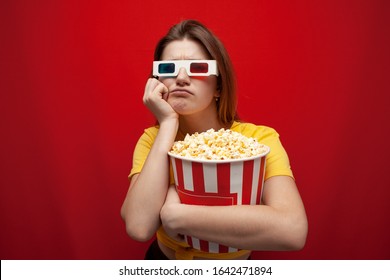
{"left": 230, "top": 121, "right": 279, "bottom": 141}
{"left": 144, "top": 125, "right": 160, "bottom": 135}
{"left": 139, "top": 125, "right": 160, "bottom": 140}
{"left": 134, "top": 125, "right": 160, "bottom": 149}
{"left": 231, "top": 122, "right": 293, "bottom": 179}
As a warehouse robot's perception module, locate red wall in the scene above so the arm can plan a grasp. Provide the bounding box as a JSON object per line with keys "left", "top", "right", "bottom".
{"left": 1, "top": 0, "right": 389, "bottom": 259}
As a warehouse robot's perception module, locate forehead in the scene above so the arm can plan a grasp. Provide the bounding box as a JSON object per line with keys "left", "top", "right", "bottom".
{"left": 161, "top": 38, "right": 210, "bottom": 60}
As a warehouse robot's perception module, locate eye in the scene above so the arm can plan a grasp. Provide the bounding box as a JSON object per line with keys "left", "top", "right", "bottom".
{"left": 190, "top": 62, "right": 209, "bottom": 73}
{"left": 158, "top": 63, "right": 175, "bottom": 74}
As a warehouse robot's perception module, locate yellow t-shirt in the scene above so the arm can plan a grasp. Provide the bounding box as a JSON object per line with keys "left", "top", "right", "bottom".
{"left": 128, "top": 121, "right": 294, "bottom": 259}
{"left": 130, "top": 121, "right": 293, "bottom": 180}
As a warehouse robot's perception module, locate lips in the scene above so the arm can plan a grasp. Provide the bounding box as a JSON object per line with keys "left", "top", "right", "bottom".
{"left": 170, "top": 88, "right": 193, "bottom": 96}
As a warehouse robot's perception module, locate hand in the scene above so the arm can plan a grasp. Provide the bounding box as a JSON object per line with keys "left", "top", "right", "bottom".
{"left": 143, "top": 78, "right": 178, "bottom": 124}
{"left": 160, "top": 185, "right": 185, "bottom": 243}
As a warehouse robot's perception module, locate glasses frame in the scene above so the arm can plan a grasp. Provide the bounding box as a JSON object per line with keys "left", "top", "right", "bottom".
{"left": 153, "top": 60, "right": 219, "bottom": 77}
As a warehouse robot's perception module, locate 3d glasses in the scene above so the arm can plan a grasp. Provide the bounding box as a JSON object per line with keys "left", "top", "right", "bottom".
{"left": 153, "top": 60, "right": 219, "bottom": 77}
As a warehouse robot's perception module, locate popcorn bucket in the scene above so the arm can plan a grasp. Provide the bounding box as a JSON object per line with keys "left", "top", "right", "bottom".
{"left": 168, "top": 147, "right": 270, "bottom": 253}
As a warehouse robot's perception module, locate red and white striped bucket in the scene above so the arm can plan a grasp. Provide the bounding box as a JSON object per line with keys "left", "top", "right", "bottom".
{"left": 168, "top": 147, "right": 270, "bottom": 253}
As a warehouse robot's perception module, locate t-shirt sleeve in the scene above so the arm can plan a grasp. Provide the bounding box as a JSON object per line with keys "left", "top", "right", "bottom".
{"left": 258, "top": 128, "right": 294, "bottom": 180}
{"left": 128, "top": 127, "right": 158, "bottom": 180}
{"left": 233, "top": 123, "right": 294, "bottom": 180}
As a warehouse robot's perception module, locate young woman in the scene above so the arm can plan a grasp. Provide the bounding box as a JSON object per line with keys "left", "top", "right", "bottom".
{"left": 121, "top": 19, "right": 308, "bottom": 260}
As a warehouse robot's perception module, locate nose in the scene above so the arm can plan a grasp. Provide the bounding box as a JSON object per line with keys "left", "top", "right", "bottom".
{"left": 176, "top": 67, "right": 190, "bottom": 85}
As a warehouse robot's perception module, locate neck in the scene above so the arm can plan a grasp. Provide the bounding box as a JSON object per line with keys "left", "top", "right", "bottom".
{"left": 178, "top": 115, "right": 230, "bottom": 136}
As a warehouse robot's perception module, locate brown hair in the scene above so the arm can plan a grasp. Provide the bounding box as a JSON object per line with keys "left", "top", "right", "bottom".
{"left": 153, "top": 20, "right": 238, "bottom": 125}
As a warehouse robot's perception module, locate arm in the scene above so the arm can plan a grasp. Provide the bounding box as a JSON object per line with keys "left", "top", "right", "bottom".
{"left": 120, "top": 78, "right": 178, "bottom": 241}
{"left": 160, "top": 175, "right": 308, "bottom": 250}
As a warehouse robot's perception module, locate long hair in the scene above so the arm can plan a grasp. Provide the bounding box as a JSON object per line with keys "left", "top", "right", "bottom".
{"left": 153, "top": 20, "right": 238, "bottom": 125}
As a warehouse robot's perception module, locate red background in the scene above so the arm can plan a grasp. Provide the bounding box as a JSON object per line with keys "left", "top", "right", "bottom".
{"left": 1, "top": 0, "right": 389, "bottom": 259}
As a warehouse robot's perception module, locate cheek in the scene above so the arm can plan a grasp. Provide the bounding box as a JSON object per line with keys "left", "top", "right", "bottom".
{"left": 192, "top": 76, "right": 217, "bottom": 85}
{"left": 196, "top": 87, "right": 218, "bottom": 104}
{"left": 192, "top": 77, "right": 218, "bottom": 92}
{"left": 191, "top": 76, "right": 208, "bottom": 81}
{"left": 160, "top": 78, "right": 174, "bottom": 87}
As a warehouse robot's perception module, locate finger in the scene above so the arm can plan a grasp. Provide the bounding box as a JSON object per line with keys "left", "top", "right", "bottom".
{"left": 144, "top": 78, "right": 160, "bottom": 94}
{"left": 160, "top": 85, "right": 169, "bottom": 101}
{"left": 143, "top": 78, "right": 164, "bottom": 102}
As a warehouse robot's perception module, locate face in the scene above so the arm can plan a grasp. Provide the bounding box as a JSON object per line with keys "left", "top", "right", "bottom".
{"left": 160, "top": 38, "right": 219, "bottom": 116}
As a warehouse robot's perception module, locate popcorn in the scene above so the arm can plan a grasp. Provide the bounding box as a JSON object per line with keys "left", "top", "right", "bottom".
{"left": 170, "top": 128, "right": 269, "bottom": 160}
